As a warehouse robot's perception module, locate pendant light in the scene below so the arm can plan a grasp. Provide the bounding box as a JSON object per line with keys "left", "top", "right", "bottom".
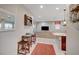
{"left": 63, "top": 8, "right": 67, "bottom": 26}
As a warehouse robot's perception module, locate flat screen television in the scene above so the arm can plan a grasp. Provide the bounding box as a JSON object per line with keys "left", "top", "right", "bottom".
{"left": 41, "top": 26, "right": 49, "bottom": 30}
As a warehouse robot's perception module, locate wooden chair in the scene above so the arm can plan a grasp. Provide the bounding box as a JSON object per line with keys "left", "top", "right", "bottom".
{"left": 17, "top": 39, "right": 30, "bottom": 55}
{"left": 32, "top": 34, "right": 36, "bottom": 44}
{"left": 22, "top": 35, "right": 32, "bottom": 46}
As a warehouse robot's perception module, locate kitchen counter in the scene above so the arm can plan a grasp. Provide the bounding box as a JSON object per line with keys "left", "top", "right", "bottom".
{"left": 53, "top": 33, "right": 66, "bottom": 36}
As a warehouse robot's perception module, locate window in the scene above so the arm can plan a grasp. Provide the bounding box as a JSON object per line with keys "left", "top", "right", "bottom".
{"left": 4, "top": 23, "right": 13, "bottom": 29}
{"left": 0, "top": 9, "right": 15, "bottom": 31}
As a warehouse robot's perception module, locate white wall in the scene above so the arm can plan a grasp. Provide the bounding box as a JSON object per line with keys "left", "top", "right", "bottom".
{"left": 36, "top": 21, "right": 65, "bottom": 33}
{"left": 0, "top": 5, "right": 32, "bottom": 55}
{"left": 67, "top": 21, "right": 79, "bottom": 55}
{"left": 66, "top": 4, "right": 79, "bottom": 55}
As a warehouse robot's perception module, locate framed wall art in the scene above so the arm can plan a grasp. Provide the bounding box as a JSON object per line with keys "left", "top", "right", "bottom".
{"left": 24, "top": 14, "right": 32, "bottom": 26}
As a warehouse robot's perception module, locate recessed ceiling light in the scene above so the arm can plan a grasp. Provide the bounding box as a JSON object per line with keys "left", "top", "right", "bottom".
{"left": 8, "top": 16, "right": 11, "bottom": 18}
{"left": 38, "top": 16, "right": 41, "bottom": 18}
{"left": 40, "top": 5, "right": 43, "bottom": 8}
{"left": 56, "top": 8, "right": 59, "bottom": 10}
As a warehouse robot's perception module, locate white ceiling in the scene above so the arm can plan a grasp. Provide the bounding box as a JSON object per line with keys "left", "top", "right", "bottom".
{"left": 24, "top": 4, "right": 67, "bottom": 21}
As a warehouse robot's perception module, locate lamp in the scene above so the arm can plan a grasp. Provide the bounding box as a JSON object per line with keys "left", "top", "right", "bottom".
{"left": 63, "top": 8, "right": 67, "bottom": 26}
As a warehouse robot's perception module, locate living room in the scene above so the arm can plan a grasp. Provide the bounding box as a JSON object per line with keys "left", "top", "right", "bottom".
{"left": 0, "top": 4, "right": 79, "bottom": 55}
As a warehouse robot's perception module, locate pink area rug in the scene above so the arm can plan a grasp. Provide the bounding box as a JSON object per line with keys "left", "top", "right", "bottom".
{"left": 31, "top": 43, "right": 56, "bottom": 55}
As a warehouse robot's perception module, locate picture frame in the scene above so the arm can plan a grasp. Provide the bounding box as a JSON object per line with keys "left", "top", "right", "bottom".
{"left": 70, "top": 4, "right": 79, "bottom": 23}
{"left": 24, "top": 14, "right": 32, "bottom": 26}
